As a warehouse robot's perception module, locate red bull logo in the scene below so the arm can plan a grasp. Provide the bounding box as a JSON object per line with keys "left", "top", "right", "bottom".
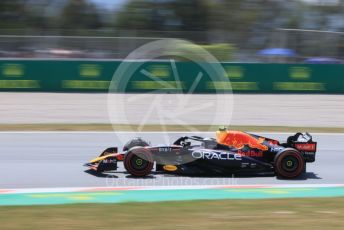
{"left": 216, "top": 131, "right": 268, "bottom": 151}
{"left": 238, "top": 149, "right": 264, "bottom": 157}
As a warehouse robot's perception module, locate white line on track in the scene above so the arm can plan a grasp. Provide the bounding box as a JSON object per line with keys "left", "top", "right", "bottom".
{"left": 272, "top": 211, "right": 296, "bottom": 214}
{"left": 315, "top": 211, "right": 338, "bottom": 214}
{"left": 1, "top": 184, "right": 344, "bottom": 195}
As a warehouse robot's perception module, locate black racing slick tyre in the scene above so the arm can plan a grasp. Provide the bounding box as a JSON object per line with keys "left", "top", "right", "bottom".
{"left": 274, "top": 149, "right": 305, "bottom": 179}
{"left": 124, "top": 148, "right": 154, "bottom": 177}
{"left": 123, "top": 138, "right": 149, "bottom": 151}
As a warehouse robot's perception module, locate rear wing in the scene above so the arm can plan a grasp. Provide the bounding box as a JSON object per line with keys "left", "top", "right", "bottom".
{"left": 287, "top": 133, "right": 317, "bottom": 162}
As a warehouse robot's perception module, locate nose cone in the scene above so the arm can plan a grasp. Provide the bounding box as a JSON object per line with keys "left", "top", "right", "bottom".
{"left": 89, "top": 155, "right": 108, "bottom": 164}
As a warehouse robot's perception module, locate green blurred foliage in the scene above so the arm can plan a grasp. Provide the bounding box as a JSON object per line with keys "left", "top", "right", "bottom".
{"left": 201, "top": 43, "right": 236, "bottom": 61}
{"left": 0, "top": 0, "right": 342, "bottom": 59}
{"left": 172, "top": 0, "right": 209, "bottom": 31}
{"left": 60, "top": 0, "right": 103, "bottom": 30}
{"left": 163, "top": 42, "right": 236, "bottom": 61}
{"left": 115, "top": 0, "right": 156, "bottom": 30}
{"left": 0, "top": 0, "right": 28, "bottom": 28}
{"left": 115, "top": 0, "right": 210, "bottom": 31}
{"left": 0, "top": 0, "right": 342, "bottom": 33}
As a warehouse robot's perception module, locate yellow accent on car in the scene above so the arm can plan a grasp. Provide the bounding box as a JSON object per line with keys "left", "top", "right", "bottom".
{"left": 163, "top": 165, "right": 178, "bottom": 172}
{"left": 89, "top": 155, "right": 110, "bottom": 164}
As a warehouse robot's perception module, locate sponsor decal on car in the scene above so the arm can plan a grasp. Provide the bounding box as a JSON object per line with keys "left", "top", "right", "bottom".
{"left": 238, "top": 150, "right": 263, "bottom": 157}
{"left": 268, "top": 140, "right": 279, "bottom": 145}
{"left": 192, "top": 150, "right": 242, "bottom": 161}
{"left": 295, "top": 143, "right": 316, "bottom": 152}
{"left": 102, "top": 158, "right": 117, "bottom": 164}
{"left": 158, "top": 147, "right": 173, "bottom": 152}
{"left": 163, "top": 165, "right": 178, "bottom": 171}
{"left": 216, "top": 131, "right": 268, "bottom": 151}
{"left": 270, "top": 146, "right": 284, "bottom": 152}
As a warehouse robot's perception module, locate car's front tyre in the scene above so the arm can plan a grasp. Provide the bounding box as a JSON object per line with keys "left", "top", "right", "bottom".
{"left": 124, "top": 148, "right": 154, "bottom": 177}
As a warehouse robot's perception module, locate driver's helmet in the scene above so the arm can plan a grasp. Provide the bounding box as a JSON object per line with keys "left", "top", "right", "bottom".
{"left": 216, "top": 127, "right": 228, "bottom": 143}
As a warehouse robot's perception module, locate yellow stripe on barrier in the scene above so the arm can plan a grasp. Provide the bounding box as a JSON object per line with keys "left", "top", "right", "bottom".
{"left": 131, "top": 81, "right": 185, "bottom": 90}
{"left": 273, "top": 82, "right": 325, "bottom": 91}
{"left": 62, "top": 80, "right": 110, "bottom": 89}
{"left": 207, "top": 81, "right": 259, "bottom": 90}
{"left": 0, "top": 80, "right": 40, "bottom": 88}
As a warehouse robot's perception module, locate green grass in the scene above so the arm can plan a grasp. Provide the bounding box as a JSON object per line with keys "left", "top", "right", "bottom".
{"left": 0, "top": 124, "right": 343, "bottom": 132}
{"left": 0, "top": 198, "right": 343, "bottom": 229}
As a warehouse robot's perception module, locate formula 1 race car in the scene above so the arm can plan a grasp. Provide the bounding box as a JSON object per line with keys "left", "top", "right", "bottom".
{"left": 84, "top": 129, "right": 317, "bottom": 179}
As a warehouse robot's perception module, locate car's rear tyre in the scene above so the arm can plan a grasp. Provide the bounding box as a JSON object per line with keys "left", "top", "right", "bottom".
{"left": 275, "top": 149, "right": 305, "bottom": 179}
{"left": 123, "top": 138, "right": 149, "bottom": 151}
{"left": 124, "top": 148, "right": 154, "bottom": 177}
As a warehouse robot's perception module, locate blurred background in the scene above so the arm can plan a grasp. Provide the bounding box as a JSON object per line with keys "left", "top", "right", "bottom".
{"left": 0, "top": 0, "right": 343, "bottom": 128}
{"left": 0, "top": 0, "right": 343, "bottom": 62}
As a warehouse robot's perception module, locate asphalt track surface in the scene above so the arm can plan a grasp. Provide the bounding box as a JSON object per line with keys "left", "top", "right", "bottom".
{"left": 0, "top": 132, "right": 343, "bottom": 189}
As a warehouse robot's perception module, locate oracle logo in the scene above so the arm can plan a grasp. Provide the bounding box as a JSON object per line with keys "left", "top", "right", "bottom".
{"left": 192, "top": 150, "right": 242, "bottom": 161}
